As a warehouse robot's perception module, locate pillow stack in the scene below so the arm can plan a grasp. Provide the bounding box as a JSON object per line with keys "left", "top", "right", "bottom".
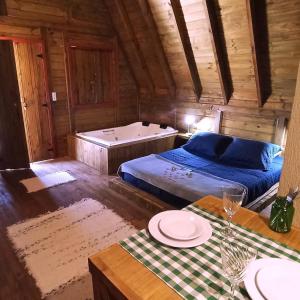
{"left": 182, "top": 132, "right": 233, "bottom": 159}
{"left": 183, "top": 132, "right": 281, "bottom": 170}
{"left": 219, "top": 138, "right": 281, "bottom": 170}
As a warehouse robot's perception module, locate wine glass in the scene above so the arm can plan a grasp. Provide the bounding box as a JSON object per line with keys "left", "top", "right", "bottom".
{"left": 223, "top": 187, "right": 246, "bottom": 236}
{"left": 219, "top": 238, "right": 257, "bottom": 299}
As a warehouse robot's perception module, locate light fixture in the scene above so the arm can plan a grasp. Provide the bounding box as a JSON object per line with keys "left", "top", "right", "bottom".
{"left": 195, "top": 117, "right": 213, "bottom": 132}
{"left": 185, "top": 115, "right": 196, "bottom": 135}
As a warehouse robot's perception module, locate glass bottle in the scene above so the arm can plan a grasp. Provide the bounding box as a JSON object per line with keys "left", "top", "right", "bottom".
{"left": 269, "top": 187, "right": 298, "bottom": 233}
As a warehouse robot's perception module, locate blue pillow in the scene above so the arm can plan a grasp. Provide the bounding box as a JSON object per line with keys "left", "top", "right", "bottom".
{"left": 182, "top": 132, "right": 233, "bottom": 159}
{"left": 220, "top": 137, "right": 281, "bottom": 170}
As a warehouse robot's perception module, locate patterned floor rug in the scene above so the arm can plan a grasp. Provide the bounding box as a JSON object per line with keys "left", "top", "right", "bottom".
{"left": 7, "top": 198, "right": 137, "bottom": 299}
{"left": 20, "top": 171, "right": 76, "bottom": 193}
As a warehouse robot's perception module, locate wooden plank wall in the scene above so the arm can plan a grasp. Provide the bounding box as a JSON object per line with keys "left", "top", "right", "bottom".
{"left": 124, "top": 0, "right": 300, "bottom": 143}
{"left": 1, "top": 0, "right": 299, "bottom": 156}
{"left": 279, "top": 64, "right": 300, "bottom": 226}
{"left": 0, "top": 0, "right": 139, "bottom": 156}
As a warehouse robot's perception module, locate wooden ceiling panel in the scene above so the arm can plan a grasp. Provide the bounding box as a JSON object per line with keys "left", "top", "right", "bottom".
{"left": 217, "top": 0, "right": 258, "bottom": 102}
{"left": 202, "top": 0, "right": 232, "bottom": 103}
{"left": 105, "top": 0, "right": 153, "bottom": 91}
{"left": 107, "top": 0, "right": 297, "bottom": 109}
{"left": 134, "top": 38, "right": 167, "bottom": 90}
{"left": 111, "top": 0, "right": 173, "bottom": 93}
{"left": 136, "top": 0, "right": 176, "bottom": 96}
{"left": 148, "top": 0, "right": 195, "bottom": 98}
{"left": 180, "top": 0, "right": 223, "bottom": 100}
{"left": 110, "top": 0, "right": 155, "bottom": 93}
{"left": 266, "top": 0, "right": 300, "bottom": 104}
{"left": 41, "top": 0, "right": 299, "bottom": 113}
{"left": 71, "top": 1, "right": 108, "bottom": 23}
{"left": 170, "top": 0, "right": 202, "bottom": 100}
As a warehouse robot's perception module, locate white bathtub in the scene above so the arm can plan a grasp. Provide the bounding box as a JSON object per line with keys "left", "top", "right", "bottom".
{"left": 76, "top": 122, "right": 178, "bottom": 148}
{"left": 69, "top": 122, "right": 178, "bottom": 174}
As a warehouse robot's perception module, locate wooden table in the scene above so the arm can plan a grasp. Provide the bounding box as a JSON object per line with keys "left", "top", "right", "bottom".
{"left": 89, "top": 195, "right": 300, "bottom": 300}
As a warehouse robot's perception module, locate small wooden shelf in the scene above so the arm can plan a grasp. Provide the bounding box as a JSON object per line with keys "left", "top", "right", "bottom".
{"left": 174, "top": 132, "right": 191, "bottom": 148}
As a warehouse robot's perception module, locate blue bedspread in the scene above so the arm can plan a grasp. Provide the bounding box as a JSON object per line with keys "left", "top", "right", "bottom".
{"left": 120, "top": 154, "right": 247, "bottom": 203}
{"left": 161, "top": 148, "right": 282, "bottom": 204}
{"left": 120, "top": 148, "right": 283, "bottom": 206}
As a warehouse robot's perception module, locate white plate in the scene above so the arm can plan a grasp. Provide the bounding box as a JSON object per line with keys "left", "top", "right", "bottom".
{"left": 244, "top": 258, "right": 300, "bottom": 300}
{"left": 148, "top": 210, "right": 212, "bottom": 248}
{"left": 256, "top": 259, "right": 300, "bottom": 300}
{"left": 159, "top": 210, "right": 202, "bottom": 240}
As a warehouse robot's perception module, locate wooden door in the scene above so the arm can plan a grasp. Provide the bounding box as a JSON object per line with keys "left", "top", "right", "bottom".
{"left": 13, "top": 41, "right": 54, "bottom": 162}
{"left": 0, "top": 41, "right": 29, "bottom": 170}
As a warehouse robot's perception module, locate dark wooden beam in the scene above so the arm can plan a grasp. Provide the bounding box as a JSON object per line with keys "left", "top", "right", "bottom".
{"left": 246, "top": 0, "right": 262, "bottom": 107}
{"left": 136, "top": 0, "right": 176, "bottom": 98}
{"left": 203, "top": 0, "right": 232, "bottom": 104}
{"left": 170, "top": 0, "right": 202, "bottom": 101}
{"left": 246, "top": 0, "right": 271, "bottom": 107}
{"left": 110, "top": 0, "right": 155, "bottom": 94}
{"left": 0, "top": 0, "right": 7, "bottom": 16}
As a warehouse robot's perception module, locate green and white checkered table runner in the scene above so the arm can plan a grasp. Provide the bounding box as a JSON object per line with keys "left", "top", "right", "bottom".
{"left": 120, "top": 204, "right": 300, "bottom": 300}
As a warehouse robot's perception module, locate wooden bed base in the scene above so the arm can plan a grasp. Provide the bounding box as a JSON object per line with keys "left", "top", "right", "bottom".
{"left": 67, "top": 134, "right": 176, "bottom": 175}
{"left": 110, "top": 177, "right": 278, "bottom": 213}
{"left": 107, "top": 116, "right": 285, "bottom": 212}
{"left": 109, "top": 178, "right": 174, "bottom": 214}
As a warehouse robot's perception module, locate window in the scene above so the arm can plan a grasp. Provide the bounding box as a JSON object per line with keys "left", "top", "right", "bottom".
{"left": 66, "top": 38, "right": 117, "bottom": 108}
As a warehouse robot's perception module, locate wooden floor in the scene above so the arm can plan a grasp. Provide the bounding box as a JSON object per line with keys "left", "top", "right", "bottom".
{"left": 0, "top": 157, "right": 154, "bottom": 300}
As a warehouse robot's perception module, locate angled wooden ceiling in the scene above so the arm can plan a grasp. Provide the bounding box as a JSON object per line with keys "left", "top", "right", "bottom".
{"left": 170, "top": 0, "right": 202, "bottom": 100}
{"left": 1, "top": 0, "right": 299, "bottom": 111}
{"left": 105, "top": 0, "right": 300, "bottom": 110}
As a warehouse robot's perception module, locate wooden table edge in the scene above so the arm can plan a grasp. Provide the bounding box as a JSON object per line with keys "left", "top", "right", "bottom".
{"left": 89, "top": 195, "right": 300, "bottom": 300}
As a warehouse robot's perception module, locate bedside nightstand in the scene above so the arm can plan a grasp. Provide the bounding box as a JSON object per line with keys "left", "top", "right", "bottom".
{"left": 174, "top": 133, "right": 191, "bottom": 148}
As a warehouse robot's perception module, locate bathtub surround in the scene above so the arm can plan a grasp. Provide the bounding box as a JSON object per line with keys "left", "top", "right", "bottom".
{"left": 76, "top": 122, "right": 178, "bottom": 147}
{"left": 20, "top": 171, "right": 76, "bottom": 193}
{"left": 68, "top": 122, "right": 178, "bottom": 174}
{"left": 7, "top": 198, "right": 137, "bottom": 299}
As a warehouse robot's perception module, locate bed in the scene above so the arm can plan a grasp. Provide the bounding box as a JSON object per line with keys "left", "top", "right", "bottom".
{"left": 118, "top": 132, "right": 284, "bottom": 209}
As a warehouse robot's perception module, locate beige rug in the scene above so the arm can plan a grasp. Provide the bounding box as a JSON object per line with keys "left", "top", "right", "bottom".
{"left": 7, "top": 198, "right": 137, "bottom": 299}
{"left": 20, "top": 171, "right": 76, "bottom": 193}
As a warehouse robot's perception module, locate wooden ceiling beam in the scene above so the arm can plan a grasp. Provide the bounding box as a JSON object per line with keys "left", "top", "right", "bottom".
{"left": 246, "top": 0, "right": 264, "bottom": 107}
{"left": 170, "top": 0, "right": 202, "bottom": 101}
{"left": 0, "top": 16, "right": 101, "bottom": 35}
{"left": 246, "top": 0, "right": 271, "bottom": 107}
{"left": 110, "top": 0, "right": 155, "bottom": 94}
{"left": 203, "top": 0, "right": 232, "bottom": 104}
{"left": 136, "top": 0, "right": 176, "bottom": 98}
{"left": 0, "top": 0, "right": 7, "bottom": 16}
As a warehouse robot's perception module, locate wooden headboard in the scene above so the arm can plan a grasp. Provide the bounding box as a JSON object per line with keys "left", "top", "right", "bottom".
{"left": 174, "top": 107, "right": 288, "bottom": 147}
{"left": 212, "top": 111, "right": 287, "bottom": 147}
